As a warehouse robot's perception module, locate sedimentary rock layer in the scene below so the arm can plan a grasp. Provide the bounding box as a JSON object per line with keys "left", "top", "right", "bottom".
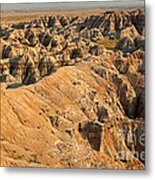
{"left": 0, "top": 9, "right": 145, "bottom": 169}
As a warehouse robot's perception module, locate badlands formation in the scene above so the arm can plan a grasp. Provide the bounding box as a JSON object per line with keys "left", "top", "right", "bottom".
{"left": 0, "top": 9, "right": 145, "bottom": 169}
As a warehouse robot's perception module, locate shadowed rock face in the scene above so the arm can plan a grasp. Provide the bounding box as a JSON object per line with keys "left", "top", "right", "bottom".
{"left": 0, "top": 9, "right": 144, "bottom": 86}
{"left": 0, "top": 9, "right": 145, "bottom": 169}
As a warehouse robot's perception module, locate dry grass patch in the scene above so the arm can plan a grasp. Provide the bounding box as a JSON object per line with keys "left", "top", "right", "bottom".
{"left": 98, "top": 39, "right": 119, "bottom": 49}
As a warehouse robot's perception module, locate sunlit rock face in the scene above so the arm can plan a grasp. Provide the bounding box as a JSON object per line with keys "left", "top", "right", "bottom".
{"left": 0, "top": 8, "right": 145, "bottom": 169}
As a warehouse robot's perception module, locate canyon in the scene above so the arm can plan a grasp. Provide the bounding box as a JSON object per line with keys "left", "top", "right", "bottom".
{"left": 0, "top": 8, "right": 145, "bottom": 169}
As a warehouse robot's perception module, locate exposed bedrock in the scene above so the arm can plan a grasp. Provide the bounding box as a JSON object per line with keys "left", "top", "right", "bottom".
{"left": 0, "top": 9, "right": 145, "bottom": 169}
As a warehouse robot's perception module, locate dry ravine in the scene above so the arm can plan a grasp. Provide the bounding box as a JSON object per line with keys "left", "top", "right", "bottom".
{"left": 0, "top": 9, "right": 145, "bottom": 169}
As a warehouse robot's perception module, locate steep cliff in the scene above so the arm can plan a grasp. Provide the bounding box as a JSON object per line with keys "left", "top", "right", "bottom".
{"left": 0, "top": 9, "right": 145, "bottom": 169}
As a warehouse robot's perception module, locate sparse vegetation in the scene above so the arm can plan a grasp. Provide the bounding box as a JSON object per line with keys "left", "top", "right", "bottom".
{"left": 98, "top": 39, "right": 119, "bottom": 49}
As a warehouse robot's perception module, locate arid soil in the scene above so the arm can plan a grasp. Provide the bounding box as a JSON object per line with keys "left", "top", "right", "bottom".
{"left": 0, "top": 9, "right": 145, "bottom": 169}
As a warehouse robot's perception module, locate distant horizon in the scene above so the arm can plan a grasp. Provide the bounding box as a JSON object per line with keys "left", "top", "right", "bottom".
{"left": 1, "top": 1, "right": 144, "bottom": 13}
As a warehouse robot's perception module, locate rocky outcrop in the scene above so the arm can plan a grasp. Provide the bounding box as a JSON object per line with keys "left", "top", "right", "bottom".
{"left": 0, "top": 9, "right": 144, "bottom": 86}
{"left": 1, "top": 62, "right": 144, "bottom": 169}
{"left": 0, "top": 9, "right": 145, "bottom": 169}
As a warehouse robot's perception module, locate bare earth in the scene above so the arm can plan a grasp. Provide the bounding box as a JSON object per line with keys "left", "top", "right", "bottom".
{"left": 0, "top": 8, "right": 145, "bottom": 169}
